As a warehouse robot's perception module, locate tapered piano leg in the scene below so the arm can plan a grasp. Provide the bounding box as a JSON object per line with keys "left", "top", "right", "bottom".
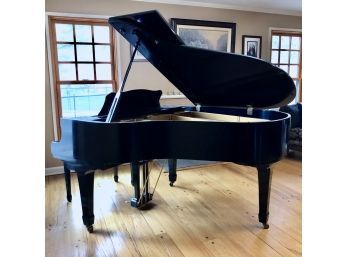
{"left": 63, "top": 163, "right": 72, "bottom": 202}
{"left": 113, "top": 166, "right": 119, "bottom": 182}
{"left": 257, "top": 165, "right": 273, "bottom": 229}
{"left": 168, "top": 159, "right": 177, "bottom": 187}
{"left": 77, "top": 171, "right": 95, "bottom": 233}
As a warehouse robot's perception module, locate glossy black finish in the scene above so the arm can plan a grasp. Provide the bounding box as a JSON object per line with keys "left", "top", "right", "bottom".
{"left": 63, "top": 164, "right": 72, "bottom": 202}
{"left": 113, "top": 166, "right": 119, "bottom": 182}
{"left": 77, "top": 172, "right": 95, "bottom": 232}
{"left": 168, "top": 159, "right": 177, "bottom": 186}
{"left": 108, "top": 10, "right": 295, "bottom": 108}
{"left": 257, "top": 165, "right": 273, "bottom": 229}
{"left": 52, "top": 106, "right": 290, "bottom": 172}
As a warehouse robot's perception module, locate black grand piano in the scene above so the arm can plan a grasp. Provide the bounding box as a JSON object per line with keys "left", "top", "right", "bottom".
{"left": 51, "top": 10, "right": 295, "bottom": 233}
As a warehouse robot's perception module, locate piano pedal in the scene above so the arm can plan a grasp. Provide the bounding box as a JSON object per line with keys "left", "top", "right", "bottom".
{"left": 130, "top": 193, "right": 153, "bottom": 208}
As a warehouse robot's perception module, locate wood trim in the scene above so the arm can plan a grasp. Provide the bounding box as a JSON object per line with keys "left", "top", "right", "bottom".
{"left": 110, "top": 21, "right": 118, "bottom": 91}
{"left": 271, "top": 31, "right": 302, "bottom": 36}
{"left": 48, "top": 16, "right": 108, "bottom": 24}
{"left": 48, "top": 16, "right": 62, "bottom": 139}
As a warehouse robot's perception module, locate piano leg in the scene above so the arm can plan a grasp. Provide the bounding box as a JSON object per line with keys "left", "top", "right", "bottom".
{"left": 113, "top": 166, "right": 119, "bottom": 182}
{"left": 168, "top": 159, "right": 177, "bottom": 187}
{"left": 257, "top": 165, "right": 273, "bottom": 229}
{"left": 63, "top": 163, "right": 72, "bottom": 202}
{"left": 77, "top": 171, "right": 95, "bottom": 233}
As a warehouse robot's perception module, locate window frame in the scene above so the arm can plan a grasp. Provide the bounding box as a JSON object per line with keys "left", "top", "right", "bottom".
{"left": 47, "top": 15, "right": 118, "bottom": 139}
{"left": 269, "top": 29, "right": 302, "bottom": 102}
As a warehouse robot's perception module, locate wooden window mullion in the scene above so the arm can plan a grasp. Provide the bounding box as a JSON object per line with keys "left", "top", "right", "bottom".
{"left": 72, "top": 24, "right": 79, "bottom": 81}
{"left": 91, "top": 26, "right": 97, "bottom": 81}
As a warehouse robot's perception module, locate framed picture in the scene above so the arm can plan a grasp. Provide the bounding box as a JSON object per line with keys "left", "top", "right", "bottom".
{"left": 242, "top": 35, "right": 262, "bottom": 58}
{"left": 171, "top": 18, "right": 236, "bottom": 53}
{"left": 130, "top": 45, "right": 147, "bottom": 61}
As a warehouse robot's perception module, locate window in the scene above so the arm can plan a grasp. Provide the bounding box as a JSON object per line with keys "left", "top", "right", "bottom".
{"left": 48, "top": 16, "right": 118, "bottom": 137}
{"left": 270, "top": 31, "right": 302, "bottom": 103}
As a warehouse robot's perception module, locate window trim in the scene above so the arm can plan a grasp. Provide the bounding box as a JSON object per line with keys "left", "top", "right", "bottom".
{"left": 46, "top": 13, "right": 119, "bottom": 140}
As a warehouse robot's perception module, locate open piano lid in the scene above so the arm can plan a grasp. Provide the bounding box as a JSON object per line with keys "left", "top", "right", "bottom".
{"left": 109, "top": 10, "right": 296, "bottom": 108}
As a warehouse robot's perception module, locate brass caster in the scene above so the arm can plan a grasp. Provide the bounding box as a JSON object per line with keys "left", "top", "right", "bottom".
{"left": 262, "top": 223, "right": 269, "bottom": 229}
{"left": 86, "top": 225, "right": 94, "bottom": 233}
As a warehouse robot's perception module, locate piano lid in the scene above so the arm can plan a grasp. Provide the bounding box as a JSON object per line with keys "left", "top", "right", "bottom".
{"left": 108, "top": 10, "right": 296, "bottom": 108}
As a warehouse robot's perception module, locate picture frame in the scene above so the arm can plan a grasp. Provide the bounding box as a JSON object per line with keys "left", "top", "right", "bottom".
{"left": 242, "top": 35, "right": 262, "bottom": 58}
{"left": 130, "top": 45, "right": 147, "bottom": 61}
{"left": 171, "top": 18, "right": 236, "bottom": 53}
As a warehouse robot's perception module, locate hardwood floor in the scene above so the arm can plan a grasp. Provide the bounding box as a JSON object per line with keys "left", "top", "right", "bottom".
{"left": 45, "top": 158, "right": 301, "bottom": 257}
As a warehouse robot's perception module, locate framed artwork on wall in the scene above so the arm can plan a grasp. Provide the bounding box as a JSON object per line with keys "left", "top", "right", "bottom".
{"left": 242, "top": 35, "right": 262, "bottom": 58}
{"left": 171, "top": 18, "right": 236, "bottom": 53}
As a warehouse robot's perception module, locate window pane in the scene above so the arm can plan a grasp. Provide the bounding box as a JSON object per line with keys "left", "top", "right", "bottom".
{"left": 289, "top": 65, "right": 299, "bottom": 78}
{"left": 78, "top": 64, "right": 94, "bottom": 80}
{"left": 280, "top": 36, "right": 290, "bottom": 49}
{"left": 291, "top": 36, "right": 301, "bottom": 50}
{"left": 290, "top": 51, "right": 300, "bottom": 64}
{"left": 272, "top": 35, "right": 279, "bottom": 49}
{"left": 76, "top": 45, "right": 93, "bottom": 61}
{"left": 280, "top": 51, "right": 289, "bottom": 63}
{"left": 271, "top": 50, "right": 279, "bottom": 63}
{"left": 60, "top": 84, "right": 113, "bottom": 117}
{"left": 75, "top": 25, "right": 92, "bottom": 43}
{"left": 58, "top": 64, "right": 76, "bottom": 80}
{"left": 96, "top": 64, "right": 111, "bottom": 80}
{"left": 95, "top": 45, "right": 111, "bottom": 62}
{"left": 289, "top": 79, "right": 299, "bottom": 105}
{"left": 57, "top": 44, "right": 75, "bottom": 61}
{"left": 55, "top": 24, "right": 73, "bottom": 42}
{"left": 94, "top": 26, "right": 109, "bottom": 43}
{"left": 279, "top": 65, "right": 288, "bottom": 73}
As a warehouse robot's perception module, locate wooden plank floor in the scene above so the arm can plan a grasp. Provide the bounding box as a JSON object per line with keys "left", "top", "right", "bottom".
{"left": 45, "top": 158, "right": 301, "bottom": 257}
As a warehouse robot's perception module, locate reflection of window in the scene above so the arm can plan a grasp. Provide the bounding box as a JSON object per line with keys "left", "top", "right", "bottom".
{"left": 270, "top": 31, "right": 302, "bottom": 104}
{"left": 48, "top": 16, "right": 117, "bottom": 137}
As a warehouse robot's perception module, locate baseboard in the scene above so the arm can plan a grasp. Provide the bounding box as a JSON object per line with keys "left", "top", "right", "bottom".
{"left": 45, "top": 166, "right": 67, "bottom": 176}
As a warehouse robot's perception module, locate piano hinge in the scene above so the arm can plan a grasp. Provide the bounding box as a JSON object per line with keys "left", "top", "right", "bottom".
{"left": 196, "top": 104, "right": 201, "bottom": 112}
{"left": 247, "top": 105, "right": 253, "bottom": 116}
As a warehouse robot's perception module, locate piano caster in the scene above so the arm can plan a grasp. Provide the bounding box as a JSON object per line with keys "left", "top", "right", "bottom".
{"left": 86, "top": 225, "right": 94, "bottom": 233}
{"left": 67, "top": 195, "right": 72, "bottom": 202}
{"left": 113, "top": 167, "right": 119, "bottom": 183}
{"left": 262, "top": 223, "right": 269, "bottom": 229}
{"left": 169, "top": 182, "right": 174, "bottom": 187}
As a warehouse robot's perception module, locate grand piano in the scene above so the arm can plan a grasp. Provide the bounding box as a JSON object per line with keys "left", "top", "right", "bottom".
{"left": 51, "top": 10, "right": 295, "bottom": 233}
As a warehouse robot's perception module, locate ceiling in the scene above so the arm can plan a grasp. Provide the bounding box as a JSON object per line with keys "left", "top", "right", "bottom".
{"left": 133, "top": 0, "right": 302, "bottom": 16}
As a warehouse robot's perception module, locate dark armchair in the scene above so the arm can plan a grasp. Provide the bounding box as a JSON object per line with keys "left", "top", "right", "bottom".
{"left": 279, "top": 103, "right": 302, "bottom": 154}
